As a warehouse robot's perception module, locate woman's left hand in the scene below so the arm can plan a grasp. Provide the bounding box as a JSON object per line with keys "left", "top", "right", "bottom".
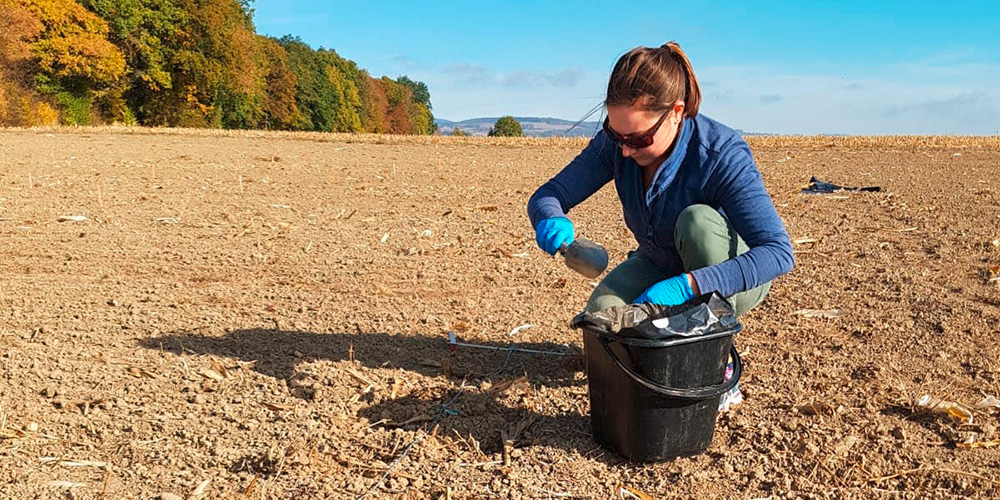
{"left": 633, "top": 274, "right": 695, "bottom": 306}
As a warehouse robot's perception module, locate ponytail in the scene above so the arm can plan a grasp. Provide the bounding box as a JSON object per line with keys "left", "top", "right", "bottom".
{"left": 605, "top": 41, "right": 702, "bottom": 118}
{"left": 660, "top": 42, "right": 701, "bottom": 118}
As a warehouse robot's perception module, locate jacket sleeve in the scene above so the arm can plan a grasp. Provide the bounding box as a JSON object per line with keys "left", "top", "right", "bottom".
{"left": 527, "top": 132, "right": 616, "bottom": 228}
{"left": 690, "top": 141, "right": 795, "bottom": 297}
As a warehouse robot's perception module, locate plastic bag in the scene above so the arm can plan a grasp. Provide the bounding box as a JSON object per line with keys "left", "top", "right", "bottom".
{"left": 571, "top": 293, "right": 739, "bottom": 339}
{"left": 801, "top": 176, "right": 881, "bottom": 194}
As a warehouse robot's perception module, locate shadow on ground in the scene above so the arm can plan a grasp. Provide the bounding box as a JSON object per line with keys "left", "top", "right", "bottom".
{"left": 140, "top": 327, "right": 629, "bottom": 462}
{"left": 141, "top": 327, "right": 583, "bottom": 388}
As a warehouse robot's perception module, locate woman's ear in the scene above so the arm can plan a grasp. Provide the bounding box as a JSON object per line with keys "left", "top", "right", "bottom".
{"left": 672, "top": 101, "right": 686, "bottom": 124}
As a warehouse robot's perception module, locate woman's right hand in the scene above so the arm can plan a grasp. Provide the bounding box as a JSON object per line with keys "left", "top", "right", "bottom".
{"left": 534, "top": 217, "right": 575, "bottom": 256}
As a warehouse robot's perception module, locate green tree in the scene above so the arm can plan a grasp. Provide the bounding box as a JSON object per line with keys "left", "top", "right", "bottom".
{"left": 321, "top": 49, "right": 363, "bottom": 132}
{"left": 488, "top": 115, "right": 523, "bottom": 137}
{"left": 80, "top": 0, "right": 186, "bottom": 123}
{"left": 395, "top": 75, "right": 430, "bottom": 109}
{"left": 451, "top": 127, "right": 467, "bottom": 137}
{"left": 395, "top": 75, "right": 433, "bottom": 134}
{"left": 408, "top": 102, "right": 433, "bottom": 134}
{"left": 279, "top": 36, "right": 360, "bottom": 132}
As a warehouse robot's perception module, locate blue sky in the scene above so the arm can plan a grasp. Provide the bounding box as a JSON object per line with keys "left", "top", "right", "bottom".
{"left": 253, "top": 1, "right": 1000, "bottom": 135}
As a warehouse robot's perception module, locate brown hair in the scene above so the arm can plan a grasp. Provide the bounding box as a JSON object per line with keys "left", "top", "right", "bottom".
{"left": 605, "top": 41, "right": 701, "bottom": 118}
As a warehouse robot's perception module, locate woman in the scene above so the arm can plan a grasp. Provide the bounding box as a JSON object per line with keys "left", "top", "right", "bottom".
{"left": 528, "top": 41, "right": 793, "bottom": 324}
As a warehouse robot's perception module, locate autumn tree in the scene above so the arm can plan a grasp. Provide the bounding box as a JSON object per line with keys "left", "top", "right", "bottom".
{"left": 488, "top": 116, "right": 523, "bottom": 137}
{"left": 380, "top": 76, "right": 412, "bottom": 134}
{"left": 188, "top": 0, "right": 266, "bottom": 128}
{"left": 360, "top": 74, "right": 388, "bottom": 133}
{"left": 1, "top": 0, "right": 436, "bottom": 133}
{"left": 4, "top": 0, "right": 126, "bottom": 124}
{"left": 395, "top": 75, "right": 434, "bottom": 134}
{"left": 114, "top": 0, "right": 266, "bottom": 128}
{"left": 258, "top": 36, "right": 300, "bottom": 129}
{"left": 277, "top": 36, "right": 375, "bottom": 133}
{"left": 0, "top": 1, "right": 53, "bottom": 125}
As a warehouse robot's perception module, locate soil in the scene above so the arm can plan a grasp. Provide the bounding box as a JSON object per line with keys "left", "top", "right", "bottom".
{"left": 1, "top": 128, "right": 999, "bottom": 499}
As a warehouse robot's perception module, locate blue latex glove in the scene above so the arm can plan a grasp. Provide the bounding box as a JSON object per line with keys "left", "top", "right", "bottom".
{"left": 633, "top": 274, "right": 695, "bottom": 306}
{"left": 534, "top": 217, "right": 575, "bottom": 256}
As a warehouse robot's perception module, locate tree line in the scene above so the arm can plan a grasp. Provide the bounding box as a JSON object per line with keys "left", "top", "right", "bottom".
{"left": 0, "top": 0, "right": 434, "bottom": 134}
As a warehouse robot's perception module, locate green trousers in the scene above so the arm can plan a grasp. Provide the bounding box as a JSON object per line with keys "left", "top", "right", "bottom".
{"left": 585, "top": 205, "right": 771, "bottom": 316}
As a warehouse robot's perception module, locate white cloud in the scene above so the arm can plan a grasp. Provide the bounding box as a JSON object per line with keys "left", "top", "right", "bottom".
{"left": 441, "top": 62, "right": 495, "bottom": 86}
{"left": 881, "top": 92, "right": 998, "bottom": 134}
{"left": 389, "top": 55, "right": 420, "bottom": 70}
{"left": 545, "top": 66, "right": 585, "bottom": 88}
{"left": 697, "top": 57, "right": 1000, "bottom": 134}
{"left": 439, "top": 62, "right": 585, "bottom": 89}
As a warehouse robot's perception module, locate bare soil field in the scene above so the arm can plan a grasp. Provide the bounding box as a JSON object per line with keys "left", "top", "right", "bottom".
{"left": 1, "top": 128, "right": 999, "bottom": 499}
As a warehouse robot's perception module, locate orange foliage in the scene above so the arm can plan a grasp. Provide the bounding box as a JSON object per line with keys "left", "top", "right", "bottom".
{"left": 0, "top": 0, "right": 433, "bottom": 131}
{"left": 259, "top": 36, "right": 300, "bottom": 129}
{"left": 0, "top": 1, "right": 49, "bottom": 125}
{"left": 21, "top": 97, "right": 59, "bottom": 125}
{"left": 15, "top": 0, "right": 126, "bottom": 85}
{"left": 362, "top": 76, "right": 389, "bottom": 133}
{"left": 228, "top": 27, "right": 261, "bottom": 94}
{"left": 33, "top": 32, "right": 126, "bottom": 82}
{"left": 387, "top": 102, "right": 411, "bottom": 134}
{"left": 185, "top": 84, "right": 213, "bottom": 115}
{"left": 0, "top": 2, "right": 43, "bottom": 62}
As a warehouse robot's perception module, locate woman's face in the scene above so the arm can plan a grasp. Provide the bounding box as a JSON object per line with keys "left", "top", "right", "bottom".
{"left": 605, "top": 101, "right": 684, "bottom": 167}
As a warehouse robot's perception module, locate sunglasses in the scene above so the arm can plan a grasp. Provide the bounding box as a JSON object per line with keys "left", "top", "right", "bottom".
{"left": 602, "top": 109, "right": 672, "bottom": 149}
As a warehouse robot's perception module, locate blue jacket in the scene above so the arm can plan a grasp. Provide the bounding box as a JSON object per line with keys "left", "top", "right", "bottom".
{"left": 527, "top": 114, "right": 794, "bottom": 297}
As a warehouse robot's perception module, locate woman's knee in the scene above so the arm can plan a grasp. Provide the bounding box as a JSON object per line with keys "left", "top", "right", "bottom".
{"left": 583, "top": 253, "right": 668, "bottom": 312}
{"left": 674, "top": 204, "right": 724, "bottom": 249}
{"left": 585, "top": 280, "right": 627, "bottom": 312}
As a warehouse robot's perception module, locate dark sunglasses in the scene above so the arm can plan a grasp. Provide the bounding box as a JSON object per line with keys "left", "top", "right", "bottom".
{"left": 602, "top": 109, "right": 672, "bottom": 149}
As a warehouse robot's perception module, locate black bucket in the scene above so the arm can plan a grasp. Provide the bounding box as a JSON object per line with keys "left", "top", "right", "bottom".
{"left": 573, "top": 295, "right": 742, "bottom": 461}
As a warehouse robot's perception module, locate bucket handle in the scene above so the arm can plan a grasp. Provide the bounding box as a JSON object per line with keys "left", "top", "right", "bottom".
{"left": 599, "top": 336, "right": 741, "bottom": 401}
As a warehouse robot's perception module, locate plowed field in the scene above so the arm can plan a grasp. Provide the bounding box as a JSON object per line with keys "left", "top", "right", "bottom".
{"left": 2, "top": 128, "right": 999, "bottom": 499}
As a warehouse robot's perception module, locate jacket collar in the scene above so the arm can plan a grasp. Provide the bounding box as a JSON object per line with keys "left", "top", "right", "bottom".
{"left": 644, "top": 117, "right": 693, "bottom": 206}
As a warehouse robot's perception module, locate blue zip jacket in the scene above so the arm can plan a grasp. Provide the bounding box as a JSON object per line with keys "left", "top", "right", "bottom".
{"left": 527, "top": 114, "right": 794, "bottom": 298}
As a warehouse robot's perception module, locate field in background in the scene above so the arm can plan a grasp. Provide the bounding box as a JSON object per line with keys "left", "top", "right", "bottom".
{"left": 1, "top": 128, "right": 999, "bottom": 499}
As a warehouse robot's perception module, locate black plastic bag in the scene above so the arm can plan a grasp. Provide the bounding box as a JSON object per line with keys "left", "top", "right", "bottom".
{"left": 571, "top": 293, "right": 739, "bottom": 339}
{"left": 801, "top": 175, "right": 881, "bottom": 194}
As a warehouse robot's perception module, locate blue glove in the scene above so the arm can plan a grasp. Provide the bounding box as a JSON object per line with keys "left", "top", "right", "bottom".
{"left": 633, "top": 274, "right": 695, "bottom": 306}
{"left": 534, "top": 217, "right": 575, "bottom": 256}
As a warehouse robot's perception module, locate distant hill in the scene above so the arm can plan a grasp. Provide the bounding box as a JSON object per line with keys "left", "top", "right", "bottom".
{"left": 435, "top": 117, "right": 601, "bottom": 137}
{"left": 435, "top": 116, "right": 771, "bottom": 137}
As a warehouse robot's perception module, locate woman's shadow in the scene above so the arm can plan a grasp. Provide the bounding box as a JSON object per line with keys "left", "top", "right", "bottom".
{"left": 141, "top": 326, "right": 584, "bottom": 390}
{"left": 140, "top": 327, "right": 620, "bottom": 462}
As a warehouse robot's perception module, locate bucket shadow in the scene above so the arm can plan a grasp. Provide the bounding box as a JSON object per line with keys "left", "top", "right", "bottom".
{"left": 357, "top": 391, "right": 613, "bottom": 461}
